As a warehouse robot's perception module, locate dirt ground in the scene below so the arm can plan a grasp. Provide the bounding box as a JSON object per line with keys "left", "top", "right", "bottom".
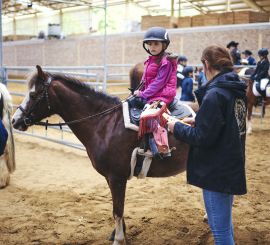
{"left": 0, "top": 112, "right": 270, "bottom": 245}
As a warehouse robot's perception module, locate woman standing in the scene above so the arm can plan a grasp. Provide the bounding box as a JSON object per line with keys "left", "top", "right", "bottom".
{"left": 168, "top": 45, "right": 247, "bottom": 245}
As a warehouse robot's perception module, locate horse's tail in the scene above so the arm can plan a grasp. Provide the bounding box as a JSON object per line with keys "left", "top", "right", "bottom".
{"left": 129, "top": 62, "right": 144, "bottom": 90}
{"left": 0, "top": 83, "right": 16, "bottom": 173}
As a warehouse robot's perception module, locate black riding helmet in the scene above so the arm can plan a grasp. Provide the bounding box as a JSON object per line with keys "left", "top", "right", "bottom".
{"left": 178, "top": 55, "right": 188, "bottom": 62}
{"left": 182, "top": 66, "right": 194, "bottom": 77}
{"left": 258, "top": 48, "right": 269, "bottom": 57}
{"left": 242, "top": 49, "right": 252, "bottom": 56}
{"left": 143, "top": 27, "right": 170, "bottom": 56}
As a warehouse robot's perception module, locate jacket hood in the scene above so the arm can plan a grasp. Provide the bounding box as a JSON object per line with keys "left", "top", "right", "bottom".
{"left": 195, "top": 71, "right": 246, "bottom": 105}
{"left": 208, "top": 71, "right": 247, "bottom": 98}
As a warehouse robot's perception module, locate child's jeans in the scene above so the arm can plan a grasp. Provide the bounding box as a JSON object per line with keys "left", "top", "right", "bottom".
{"left": 203, "top": 189, "right": 235, "bottom": 245}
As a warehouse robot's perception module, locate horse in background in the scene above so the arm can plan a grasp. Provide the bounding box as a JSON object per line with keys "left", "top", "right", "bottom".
{"left": 0, "top": 83, "right": 16, "bottom": 188}
{"left": 129, "top": 62, "right": 144, "bottom": 91}
{"left": 238, "top": 67, "right": 270, "bottom": 134}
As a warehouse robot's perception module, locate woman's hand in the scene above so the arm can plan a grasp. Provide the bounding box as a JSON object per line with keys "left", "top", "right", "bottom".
{"left": 134, "top": 90, "right": 140, "bottom": 97}
{"left": 167, "top": 116, "right": 195, "bottom": 133}
{"left": 167, "top": 117, "right": 178, "bottom": 133}
{"left": 182, "top": 117, "right": 195, "bottom": 127}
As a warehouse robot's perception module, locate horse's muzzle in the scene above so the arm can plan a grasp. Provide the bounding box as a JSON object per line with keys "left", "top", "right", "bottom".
{"left": 12, "top": 117, "right": 29, "bottom": 131}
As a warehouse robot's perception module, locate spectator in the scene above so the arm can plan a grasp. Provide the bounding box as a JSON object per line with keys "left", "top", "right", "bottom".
{"left": 177, "top": 55, "right": 188, "bottom": 88}
{"left": 242, "top": 50, "right": 256, "bottom": 66}
{"left": 180, "top": 66, "right": 195, "bottom": 102}
{"left": 197, "top": 67, "right": 207, "bottom": 88}
{"left": 227, "top": 41, "right": 241, "bottom": 65}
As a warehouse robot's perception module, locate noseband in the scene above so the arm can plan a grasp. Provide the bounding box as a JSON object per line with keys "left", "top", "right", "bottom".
{"left": 18, "top": 76, "right": 52, "bottom": 126}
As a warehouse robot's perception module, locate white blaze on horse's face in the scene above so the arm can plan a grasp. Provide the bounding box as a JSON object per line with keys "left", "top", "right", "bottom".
{"left": 12, "top": 86, "right": 35, "bottom": 125}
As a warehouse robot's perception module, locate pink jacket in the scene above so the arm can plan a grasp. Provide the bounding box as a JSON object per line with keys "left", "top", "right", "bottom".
{"left": 139, "top": 54, "right": 177, "bottom": 105}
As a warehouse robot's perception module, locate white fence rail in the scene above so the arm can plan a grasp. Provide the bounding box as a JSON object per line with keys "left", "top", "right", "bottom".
{"left": 6, "top": 65, "right": 133, "bottom": 150}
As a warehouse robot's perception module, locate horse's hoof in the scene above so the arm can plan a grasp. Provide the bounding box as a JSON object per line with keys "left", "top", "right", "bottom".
{"left": 108, "top": 229, "right": 115, "bottom": 241}
{"left": 203, "top": 213, "right": 208, "bottom": 223}
{"left": 112, "top": 240, "right": 126, "bottom": 245}
{"left": 0, "top": 162, "right": 10, "bottom": 188}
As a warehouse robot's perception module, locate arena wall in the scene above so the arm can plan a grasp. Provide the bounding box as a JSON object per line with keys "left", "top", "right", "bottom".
{"left": 3, "top": 23, "right": 270, "bottom": 69}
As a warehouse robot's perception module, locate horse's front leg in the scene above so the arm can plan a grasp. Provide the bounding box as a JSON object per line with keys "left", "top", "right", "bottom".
{"left": 107, "top": 176, "right": 127, "bottom": 245}
{"left": 247, "top": 119, "right": 252, "bottom": 134}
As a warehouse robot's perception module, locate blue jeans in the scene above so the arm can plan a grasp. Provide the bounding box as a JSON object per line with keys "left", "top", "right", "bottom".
{"left": 203, "top": 189, "right": 235, "bottom": 245}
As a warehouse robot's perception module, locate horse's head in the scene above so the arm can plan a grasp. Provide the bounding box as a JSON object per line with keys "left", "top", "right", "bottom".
{"left": 12, "top": 65, "right": 53, "bottom": 131}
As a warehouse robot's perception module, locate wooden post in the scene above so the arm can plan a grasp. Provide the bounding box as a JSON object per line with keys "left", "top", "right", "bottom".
{"left": 178, "top": 0, "right": 181, "bottom": 17}
{"left": 171, "top": 0, "right": 175, "bottom": 17}
{"left": 226, "top": 0, "right": 231, "bottom": 11}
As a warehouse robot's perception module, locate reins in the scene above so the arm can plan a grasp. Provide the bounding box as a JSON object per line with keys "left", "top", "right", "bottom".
{"left": 34, "top": 102, "right": 123, "bottom": 129}
{"left": 22, "top": 73, "right": 144, "bottom": 129}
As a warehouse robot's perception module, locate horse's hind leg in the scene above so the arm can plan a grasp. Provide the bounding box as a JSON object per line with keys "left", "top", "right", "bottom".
{"left": 0, "top": 156, "right": 10, "bottom": 188}
{"left": 107, "top": 176, "right": 127, "bottom": 245}
{"left": 246, "top": 101, "right": 254, "bottom": 135}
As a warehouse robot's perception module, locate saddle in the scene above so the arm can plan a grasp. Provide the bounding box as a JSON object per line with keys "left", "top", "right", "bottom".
{"left": 123, "top": 97, "right": 194, "bottom": 173}
{"left": 126, "top": 97, "right": 194, "bottom": 127}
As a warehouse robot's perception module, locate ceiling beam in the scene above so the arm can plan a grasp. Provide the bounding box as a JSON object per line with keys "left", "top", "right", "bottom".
{"left": 181, "top": 0, "right": 208, "bottom": 14}
{"left": 198, "top": 1, "right": 243, "bottom": 7}
{"left": 256, "top": 0, "right": 270, "bottom": 7}
{"left": 242, "top": 0, "right": 266, "bottom": 12}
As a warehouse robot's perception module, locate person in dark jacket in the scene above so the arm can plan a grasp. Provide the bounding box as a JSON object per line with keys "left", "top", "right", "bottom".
{"left": 197, "top": 67, "right": 207, "bottom": 88}
{"left": 227, "top": 41, "right": 241, "bottom": 65}
{"left": 251, "top": 48, "right": 269, "bottom": 81}
{"left": 250, "top": 48, "right": 269, "bottom": 97}
{"left": 180, "top": 66, "right": 195, "bottom": 102}
{"left": 168, "top": 45, "right": 247, "bottom": 245}
{"left": 241, "top": 49, "right": 256, "bottom": 66}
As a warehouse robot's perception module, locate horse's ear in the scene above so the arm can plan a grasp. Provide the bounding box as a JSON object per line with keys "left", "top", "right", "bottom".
{"left": 36, "top": 65, "right": 46, "bottom": 81}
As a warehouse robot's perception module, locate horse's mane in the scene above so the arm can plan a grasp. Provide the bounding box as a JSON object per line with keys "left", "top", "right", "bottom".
{"left": 129, "top": 62, "right": 144, "bottom": 90}
{"left": 29, "top": 72, "right": 121, "bottom": 105}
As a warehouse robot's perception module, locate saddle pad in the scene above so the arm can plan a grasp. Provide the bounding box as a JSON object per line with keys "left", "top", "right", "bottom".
{"left": 169, "top": 99, "right": 193, "bottom": 119}
{"left": 130, "top": 107, "right": 143, "bottom": 126}
{"left": 253, "top": 80, "right": 270, "bottom": 97}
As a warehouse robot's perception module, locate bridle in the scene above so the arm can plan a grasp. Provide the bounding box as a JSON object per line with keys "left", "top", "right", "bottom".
{"left": 18, "top": 76, "right": 52, "bottom": 127}
{"left": 17, "top": 76, "right": 123, "bottom": 129}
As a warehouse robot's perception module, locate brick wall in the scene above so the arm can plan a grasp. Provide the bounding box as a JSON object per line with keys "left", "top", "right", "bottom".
{"left": 3, "top": 23, "right": 270, "bottom": 70}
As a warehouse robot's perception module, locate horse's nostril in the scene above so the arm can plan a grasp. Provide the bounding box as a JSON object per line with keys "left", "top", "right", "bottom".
{"left": 11, "top": 118, "right": 15, "bottom": 124}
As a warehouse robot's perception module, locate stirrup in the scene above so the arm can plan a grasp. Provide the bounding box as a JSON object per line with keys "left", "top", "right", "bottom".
{"left": 161, "top": 146, "right": 176, "bottom": 158}
{"left": 137, "top": 149, "right": 153, "bottom": 158}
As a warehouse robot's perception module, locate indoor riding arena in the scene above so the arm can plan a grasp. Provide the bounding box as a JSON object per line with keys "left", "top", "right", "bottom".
{"left": 0, "top": 1, "right": 270, "bottom": 245}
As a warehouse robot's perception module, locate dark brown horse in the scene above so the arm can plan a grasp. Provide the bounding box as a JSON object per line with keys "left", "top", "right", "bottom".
{"left": 12, "top": 65, "right": 189, "bottom": 245}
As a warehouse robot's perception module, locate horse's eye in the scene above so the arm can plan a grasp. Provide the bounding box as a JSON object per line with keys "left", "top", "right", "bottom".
{"left": 29, "top": 92, "right": 36, "bottom": 99}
